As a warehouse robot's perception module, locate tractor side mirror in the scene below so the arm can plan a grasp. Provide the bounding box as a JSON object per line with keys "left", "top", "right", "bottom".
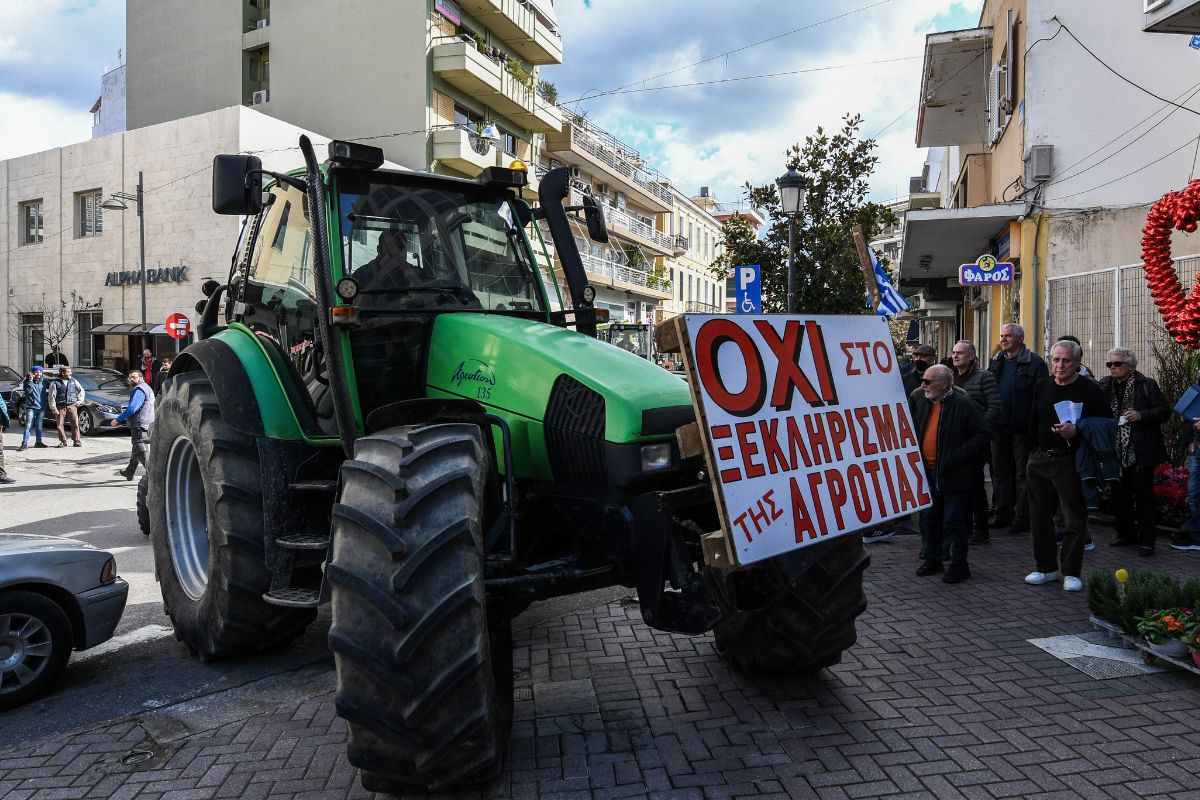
{"left": 212, "top": 154, "right": 264, "bottom": 216}
{"left": 581, "top": 194, "right": 609, "bottom": 244}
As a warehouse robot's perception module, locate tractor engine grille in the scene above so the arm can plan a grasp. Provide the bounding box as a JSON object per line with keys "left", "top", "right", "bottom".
{"left": 544, "top": 374, "right": 607, "bottom": 484}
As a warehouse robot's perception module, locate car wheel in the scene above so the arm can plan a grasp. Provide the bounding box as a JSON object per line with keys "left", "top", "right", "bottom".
{"left": 0, "top": 590, "right": 74, "bottom": 710}
{"left": 16, "top": 402, "right": 26, "bottom": 428}
{"left": 77, "top": 408, "right": 94, "bottom": 436}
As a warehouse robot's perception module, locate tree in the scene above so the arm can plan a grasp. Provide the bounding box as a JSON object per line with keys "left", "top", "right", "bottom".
{"left": 712, "top": 114, "right": 897, "bottom": 314}
{"left": 8, "top": 291, "right": 102, "bottom": 354}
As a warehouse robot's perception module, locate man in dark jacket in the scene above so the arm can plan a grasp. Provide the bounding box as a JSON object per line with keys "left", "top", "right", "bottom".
{"left": 1098, "top": 348, "right": 1168, "bottom": 555}
{"left": 902, "top": 343, "right": 936, "bottom": 396}
{"left": 951, "top": 340, "right": 1001, "bottom": 544}
{"left": 988, "top": 323, "right": 1048, "bottom": 533}
{"left": 911, "top": 364, "right": 991, "bottom": 583}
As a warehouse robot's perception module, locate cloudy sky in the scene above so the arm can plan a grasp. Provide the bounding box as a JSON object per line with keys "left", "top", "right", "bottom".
{"left": 0, "top": 0, "right": 981, "bottom": 203}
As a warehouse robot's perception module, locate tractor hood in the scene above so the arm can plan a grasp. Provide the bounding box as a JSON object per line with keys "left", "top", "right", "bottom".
{"left": 426, "top": 314, "right": 692, "bottom": 443}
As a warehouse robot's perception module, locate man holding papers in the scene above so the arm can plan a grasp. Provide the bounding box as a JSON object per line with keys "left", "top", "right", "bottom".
{"left": 1024, "top": 340, "right": 1107, "bottom": 592}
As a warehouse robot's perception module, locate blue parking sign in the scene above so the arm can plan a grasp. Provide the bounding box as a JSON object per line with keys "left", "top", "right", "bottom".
{"left": 735, "top": 264, "right": 761, "bottom": 314}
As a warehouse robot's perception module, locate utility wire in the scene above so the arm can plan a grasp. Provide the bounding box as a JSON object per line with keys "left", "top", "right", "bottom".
{"left": 869, "top": 47, "right": 991, "bottom": 140}
{"left": 1044, "top": 133, "right": 1200, "bottom": 202}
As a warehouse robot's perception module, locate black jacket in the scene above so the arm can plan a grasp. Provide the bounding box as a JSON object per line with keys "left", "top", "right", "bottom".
{"left": 910, "top": 390, "right": 991, "bottom": 492}
{"left": 988, "top": 346, "right": 1048, "bottom": 431}
{"left": 1098, "top": 371, "right": 1169, "bottom": 467}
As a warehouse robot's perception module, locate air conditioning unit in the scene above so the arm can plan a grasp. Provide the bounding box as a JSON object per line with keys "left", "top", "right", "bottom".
{"left": 908, "top": 176, "right": 924, "bottom": 194}
{"left": 595, "top": 183, "right": 608, "bottom": 196}
{"left": 252, "top": 89, "right": 270, "bottom": 105}
{"left": 1024, "top": 144, "right": 1053, "bottom": 184}
{"left": 568, "top": 165, "right": 581, "bottom": 179}
{"left": 256, "top": 18, "right": 269, "bottom": 28}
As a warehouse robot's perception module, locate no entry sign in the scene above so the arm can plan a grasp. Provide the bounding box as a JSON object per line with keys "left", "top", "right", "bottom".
{"left": 165, "top": 313, "right": 191, "bottom": 340}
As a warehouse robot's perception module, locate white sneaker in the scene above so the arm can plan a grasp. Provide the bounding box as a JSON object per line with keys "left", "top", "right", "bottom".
{"left": 1025, "top": 570, "right": 1061, "bottom": 585}
{"left": 1063, "top": 576, "right": 1083, "bottom": 592}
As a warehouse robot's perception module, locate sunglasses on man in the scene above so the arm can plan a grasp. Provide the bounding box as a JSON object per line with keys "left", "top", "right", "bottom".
{"left": 1105, "top": 361, "right": 1127, "bottom": 368}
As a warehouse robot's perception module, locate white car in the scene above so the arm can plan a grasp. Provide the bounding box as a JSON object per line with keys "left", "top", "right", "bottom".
{"left": 0, "top": 533, "right": 129, "bottom": 709}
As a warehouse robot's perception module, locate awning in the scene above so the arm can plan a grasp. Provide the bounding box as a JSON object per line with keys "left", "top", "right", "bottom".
{"left": 90, "top": 323, "right": 158, "bottom": 335}
{"left": 899, "top": 202, "right": 1024, "bottom": 286}
{"left": 915, "top": 27, "right": 992, "bottom": 149}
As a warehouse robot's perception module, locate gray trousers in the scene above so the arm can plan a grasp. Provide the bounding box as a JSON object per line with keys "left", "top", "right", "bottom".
{"left": 125, "top": 426, "right": 150, "bottom": 477}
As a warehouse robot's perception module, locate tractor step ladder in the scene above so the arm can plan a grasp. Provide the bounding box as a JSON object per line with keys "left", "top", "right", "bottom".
{"left": 260, "top": 480, "right": 338, "bottom": 608}
{"left": 263, "top": 587, "right": 320, "bottom": 607}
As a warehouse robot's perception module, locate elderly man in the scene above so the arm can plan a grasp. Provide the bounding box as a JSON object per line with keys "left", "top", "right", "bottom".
{"left": 1098, "top": 348, "right": 1168, "bottom": 555}
{"left": 951, "top": 340, "right": 1001, "bottom": 544}
{"left": 1024, "top": 340, "right": 1108, "bottom": 591}
{"left": 988, "top": 323, "right": 1048, "bottom": 533}
{"left": 910, "top": 364, "right": 990, "bottom": 583}
{"left": 902, "top": 343, "right": 936, "bottom": 396}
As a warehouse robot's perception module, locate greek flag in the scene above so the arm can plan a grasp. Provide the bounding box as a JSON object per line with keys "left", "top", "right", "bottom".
{"left": 869, "top": 245, "right": 910, "bottom": 317}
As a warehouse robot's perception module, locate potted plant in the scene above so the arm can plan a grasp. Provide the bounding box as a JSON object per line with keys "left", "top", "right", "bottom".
{"left": 1135, "top": 608, "right": 1192, "bottom": 658}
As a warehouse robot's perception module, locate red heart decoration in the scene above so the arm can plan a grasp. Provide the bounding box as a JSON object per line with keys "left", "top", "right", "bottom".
{"left": 1142, "top": 179, "right": 1200, "bottom": 349}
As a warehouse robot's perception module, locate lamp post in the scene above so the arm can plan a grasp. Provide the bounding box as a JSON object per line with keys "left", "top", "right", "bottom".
{"left": 775, "top": 167, "right": 806, "bottom": 314}
{"left": 101, "top": 172, "right": 147, "bottom": 355}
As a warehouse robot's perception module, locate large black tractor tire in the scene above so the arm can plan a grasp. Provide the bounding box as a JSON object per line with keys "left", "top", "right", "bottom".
{"left": 147, "top": 371, "right": 314, "bottom": 659}
{"left": 328, "top": 424, "right": 511, "bottom": 794}
{"left": 136, "top": 475, "right": 150, "bottom": 537}
{"left": 714, "top": 533, "right": 870, "bottom": 674}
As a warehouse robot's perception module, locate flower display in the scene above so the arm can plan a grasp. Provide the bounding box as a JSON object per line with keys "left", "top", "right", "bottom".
{"left": 1152, "top": 464, "right": 1190, "bottom": 523}
{"left": 1142, "top": 179, "right": 1200, "bottom": 347}
{"left": 1136, "top": 607, "right": 1195, "bottom": 644}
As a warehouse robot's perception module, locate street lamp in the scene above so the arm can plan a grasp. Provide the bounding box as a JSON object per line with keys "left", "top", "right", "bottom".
{"left": 101, "top": 172, "right": 147, "bottom": 355}
{"left": 776, "top": 167, "right": 806, "bottom": 313}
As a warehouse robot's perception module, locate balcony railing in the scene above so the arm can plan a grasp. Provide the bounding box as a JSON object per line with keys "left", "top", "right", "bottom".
{"left": 673, "top": 235, "right": 689, "bottom": 252}
{"left": 569, "top": 127, "right": 673, "bottom": 207}
{"left": 578, "top": 250, "right": 671, "bottom": 293}
{"left": 604, "top": 205, "right": 674, "bottom": 252}
{"left": 684, "top": 301, "right": 722, "bottom": 313}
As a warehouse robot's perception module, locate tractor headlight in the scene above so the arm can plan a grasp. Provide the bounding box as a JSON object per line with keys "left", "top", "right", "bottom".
{"left": 640, "top": 443, "right": 672, "bottom": 473}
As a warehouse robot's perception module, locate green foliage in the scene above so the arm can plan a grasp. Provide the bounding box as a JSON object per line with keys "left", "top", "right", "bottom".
{"left": 711, "top": 113, "right": 897, "bottom": 313}
{"left": 1151, "top": 322, "right": 1193, "bottom": 466}
{"left": 536, "top": 80, "right": 558, "bottom": 105}
{"left": 1086, "top": 570, "right": 1122, "bottom": 626}
{"left": 623, "top": 244, "right": 648, "bottom": 271}
{"left": 1113, "top": 570, "right": 1194, "bottom": 635}
{"left": 506, "top": 60, "right": 535, "bottom": 92}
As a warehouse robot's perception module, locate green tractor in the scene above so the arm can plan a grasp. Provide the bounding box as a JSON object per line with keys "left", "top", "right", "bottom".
{"left": 143, "top": 135, "right": 869, "bottom": 793}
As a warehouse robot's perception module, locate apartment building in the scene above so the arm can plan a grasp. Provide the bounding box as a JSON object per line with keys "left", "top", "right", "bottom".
{"left": 125, "top": 0, "right": 562, "bottom": 177}
{"left": 869, "top": 196, "right": 907, "bottom": 270}
{"left": 662, "top": 188, "right": 736, "bottom": 319}
{"left": 541, "top": 114, "right": 674, "bottom": 322}
{"left": 900, "top": 0, "right": 1200, "bottom": 368}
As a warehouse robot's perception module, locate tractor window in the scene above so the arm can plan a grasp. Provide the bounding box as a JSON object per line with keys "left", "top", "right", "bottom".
{"left": 240, "top": 181, "right": 337, "bottom": 436}
{"left": 337, "top": 178, "right": 545, "bottom": 314}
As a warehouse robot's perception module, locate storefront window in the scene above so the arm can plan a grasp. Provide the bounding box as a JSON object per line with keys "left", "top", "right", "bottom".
{"left": 76, "top": 311, "right": 103, "bottom": 366}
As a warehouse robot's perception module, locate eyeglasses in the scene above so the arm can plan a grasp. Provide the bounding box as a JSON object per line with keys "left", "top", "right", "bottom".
{"left": 920, "top": 378, "right": 936, "bottom": 385}
{"left": 1105, "top": 361, "right": 1127, "bottom": 368}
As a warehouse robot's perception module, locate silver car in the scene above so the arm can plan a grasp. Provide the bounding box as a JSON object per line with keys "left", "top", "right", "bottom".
{"left": 0, "top": 534, "right": 129, "bottom": 709}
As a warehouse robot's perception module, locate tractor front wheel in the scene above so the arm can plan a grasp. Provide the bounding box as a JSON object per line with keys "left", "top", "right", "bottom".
{"left": 714, "top": 533, "right": 870, "bottom": 673}
{"left": 147, "top": 371, "right": 314, "bottom": 659}
{"left": 328, "top": 423, "right": 511, "bottom": 793}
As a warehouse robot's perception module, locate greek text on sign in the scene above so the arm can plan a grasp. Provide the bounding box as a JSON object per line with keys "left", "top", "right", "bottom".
{"left": 959, "top": 254, "right": 1014, "bottom": 285}
{"left": 686, "top": 314, "right": 930, "bottom": 566}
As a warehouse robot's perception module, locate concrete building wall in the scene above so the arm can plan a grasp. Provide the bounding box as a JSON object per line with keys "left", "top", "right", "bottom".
{"left": 1026, "top": 0, "right": 1199, "bottom": 210}
{"left": 127, "top": 0, "right": 243, "bottom": 130}
{"left": 0, "top": 107, "right": 326, "bottom": 370}
{"left": 92, "top": 65, "right": 127, "bottom": 139}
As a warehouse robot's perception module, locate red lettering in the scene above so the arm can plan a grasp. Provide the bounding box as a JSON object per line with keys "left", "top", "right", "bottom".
{"left": 841, "top": 342, "right": 861, "bottom": 375}
{"left": 880, "top": 454, "right": 899, "bottom": 511}
{"left": 754, "top": 320, "right": 823, "bottom": 411}
{"left": 735, "top": 421, "right": 765, "bottom": 479}
{"left": 824, "top": 468, "right": 848, "bottom": 530}
{"left": 785, "top": 415, "right": 812, "bottom": 468}
{"left": 806, "top": 471, "right": 828, "bottom": 535}
{"left": 873, "top": 341, "right": 894, "bottom": 373}
{"left": 846, "top": 464, "right": 872, "bottom": 524}
{"left": 758, "top": 419, "right": 791, "bottom": 474}
{"left": 763, "top": 489, "right": 784, "bottom": 521}
{"left": 790, "top": 476, "right": 818, "bottom": 542}
{"left": 895, "top": 454, "right": 916, "bottom": 510}
{"left": 854, "top": 407, "right": 877, "bottom": 455}
{"left": 695, "top": 319, "right": 766, "bottom": 416}
{"left": 843, "top": 409, "right": 863, "bottom": 458}
{"left": 804, "top": 413, "right": 831, "bottom": 466}
{"left": 720, "top": 467, "right": 743, "bottom": 483}
{"left": 895, "top": 402, "right": 917, "bottom": 447}
{"left": 907, "top": 450, "right": 932, "bottom": 505}
{"left": 747, "top": 499, "right": 770, "bottom": 535}
{"left": 826, "top": 411, "right": 847, "bottom": 461}
{"left": 863, "top": 459, "right": 890, "bottom": 514}
{"left": 871, "top": 404, "right": 899, "bottom": 452}
{"left": 805, "top": 321, "right": 839, "bottom": 404}
{"left": 733, "top": 511, "right": 753, "bottom": 542}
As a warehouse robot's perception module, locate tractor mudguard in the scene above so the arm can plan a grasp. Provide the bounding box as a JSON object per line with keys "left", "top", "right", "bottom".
{"left": 169, "top": 328, "right": 311, "bottom": 441}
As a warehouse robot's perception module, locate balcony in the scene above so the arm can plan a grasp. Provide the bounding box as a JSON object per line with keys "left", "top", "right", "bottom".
{"left": 915, "top": 27, "right": 992, "bottom": 149}
{"left": 432, "top": 41, "right": 562, "bottom": 133}
{"left": 454, "top": 0, "right": 563, "bottom": 65}
{"left": 432, "top": 127, "right": 503, "bottom": 175}
{"left": 545, "top": 122, "right": 673, "bottom": 213}
{"left": 578, "top": 250, "right": 671, "bottom": 299}
{"left": 241, "top": 18, "right": 270, "bottom": 50}
{"left": 604, "top": 205, "right": 673, "bottom": 256}
{"left": 684, "top": 301, "right": 722, "bottom": 313}
{"left": 672, "top": 235, "right": 688, "bottom": 256}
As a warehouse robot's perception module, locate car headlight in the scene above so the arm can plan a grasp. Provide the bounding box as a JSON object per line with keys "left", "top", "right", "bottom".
{"left": 97, "top": 404, "right": 120, "bottom": 414}
{"left": 640, "top": 443, "right": 673, "bottom": 473}
{"left": 100, "top": 557, "right": 116, "bottom": 584}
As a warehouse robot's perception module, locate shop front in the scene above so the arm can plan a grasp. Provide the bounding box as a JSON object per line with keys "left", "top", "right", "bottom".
{"left": 89, "top": 323, "right": 193, "bottom": 374}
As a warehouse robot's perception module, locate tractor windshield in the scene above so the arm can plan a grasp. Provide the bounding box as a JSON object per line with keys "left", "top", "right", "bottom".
{"left": 337, "top": 176, "right": 544, "bottom": 314}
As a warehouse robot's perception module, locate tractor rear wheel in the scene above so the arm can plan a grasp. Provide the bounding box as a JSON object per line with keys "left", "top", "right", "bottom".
{"left": 148, "top": 371, "right": 314, "bottom": 659}
{"left": 328, "top": 424, "right": 511, "bottom": 793}
{"left": 714, "top": 533, "right": 870, "bottom": 673}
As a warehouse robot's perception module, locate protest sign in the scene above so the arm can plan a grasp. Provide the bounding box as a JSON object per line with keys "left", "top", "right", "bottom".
{"left": 680, "top": 314, "right": 931, "bottom": 566}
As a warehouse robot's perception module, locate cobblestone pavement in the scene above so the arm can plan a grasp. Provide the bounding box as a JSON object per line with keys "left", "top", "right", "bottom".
{"left": 2, "top": 521, "right": 1199, "bottom": 800}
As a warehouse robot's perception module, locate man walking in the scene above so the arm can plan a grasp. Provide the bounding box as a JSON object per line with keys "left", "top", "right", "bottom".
{"left": 911, "top": 364, "right": 991, "bottom": 583}
{"left": 48, "top": 367, "right": 86, "bottom": 448}
{"left": 951, "top": 340, "right": 1001, "bottom": 544}
{"left": 1024, "top": 340, "right": 1108, "bottom": 592}
{"left": 988, "top": 323, "right": 1047, "bottom": 533}
{"left": 140, "top": 348, "right": 161, "bottom": 387}
{"left": 1098, "top": 348, "right": 1168, "bottom": 556}
{"left": 17, "top": 366, "right": 48, "bottom": 451}
{"left": 0, "top": 396, "right": 13, "bottom": 484}
{"left": 106, "top": 370, "right": 155, "bottom": 480}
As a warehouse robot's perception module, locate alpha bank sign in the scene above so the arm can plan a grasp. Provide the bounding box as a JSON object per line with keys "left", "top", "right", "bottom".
{"left": 104, "top": 265, "right": 189, "bottom": 287}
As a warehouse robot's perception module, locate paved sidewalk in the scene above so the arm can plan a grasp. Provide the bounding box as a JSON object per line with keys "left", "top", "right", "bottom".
{"left": 2, "top": 523, "right": 1199, "bottom": 799}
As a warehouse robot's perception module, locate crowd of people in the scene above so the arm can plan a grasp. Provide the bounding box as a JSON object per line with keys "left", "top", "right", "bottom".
{"left": 887, "top": 322, "right": 1200, "bottom": 588}
{"left": 0, "top": 346, "right": 168, "bottom": 486}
